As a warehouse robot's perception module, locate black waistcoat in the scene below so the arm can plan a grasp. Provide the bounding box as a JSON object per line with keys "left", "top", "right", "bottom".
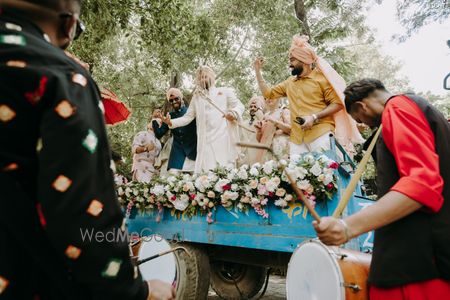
{"left": 369, "top": 94, "right": 450, "bottom": 288}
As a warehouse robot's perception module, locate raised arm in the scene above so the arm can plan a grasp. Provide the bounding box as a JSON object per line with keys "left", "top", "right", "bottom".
{"left": 254, "top": 57, "right": 287, "bottom": 100}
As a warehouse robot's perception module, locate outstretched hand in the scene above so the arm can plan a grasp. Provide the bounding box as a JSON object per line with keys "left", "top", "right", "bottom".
{"left": 147, "top": 279, "right": 176, "bottom": 300}
{"left": 254, "top": 57, "right": 265, "bottom": 71}
{"left": 300, "top": 115, "right": 315, "bottom": 131}
{"left": 224, "top": 112, "right": 236, "bottom": 122}
{"left": 161, "top": 113, "right": 172, "bottom": 127}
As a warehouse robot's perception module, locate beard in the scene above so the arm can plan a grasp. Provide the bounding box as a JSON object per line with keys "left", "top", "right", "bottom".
{"left": 202, "top": 81, "right": 210, "bottom": 90}
{"left": 291, "top": 65, "right": 303, "bottom": 76}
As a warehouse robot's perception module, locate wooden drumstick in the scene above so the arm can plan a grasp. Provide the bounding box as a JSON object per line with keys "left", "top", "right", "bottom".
{"left": 137, "top": 246, "right": 189, "bottom": 265}
{"left": 332, "top": 126, "right": 382, "bottom": 218}
{"left": 236, "top": 142, "right": 321, "bottom": 222}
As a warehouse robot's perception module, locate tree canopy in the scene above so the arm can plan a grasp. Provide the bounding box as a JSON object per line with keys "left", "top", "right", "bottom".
{"left": 71, "top": 0, "right": 450, "bottom": 175}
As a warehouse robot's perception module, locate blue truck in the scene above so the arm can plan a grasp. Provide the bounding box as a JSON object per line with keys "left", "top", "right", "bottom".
{"left": 126, "top": 138, "right": 374, "bottom": 299}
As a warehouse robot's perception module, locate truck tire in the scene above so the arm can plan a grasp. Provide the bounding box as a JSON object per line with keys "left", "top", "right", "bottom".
{"left": 210, "top": 261, "right": 267, "bottom": 300}
{"left": 173, "top": 242, "right": 210, "bottom": 300}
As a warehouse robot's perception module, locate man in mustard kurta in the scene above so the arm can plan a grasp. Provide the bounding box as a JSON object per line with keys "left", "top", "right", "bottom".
{"left": 254, "top": 35, "right": 345, "bottom": 156}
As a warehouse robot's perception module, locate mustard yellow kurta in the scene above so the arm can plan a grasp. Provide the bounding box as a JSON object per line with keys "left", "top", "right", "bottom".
{"left": 262, "top": 68, "right": 341, "bottom": 144}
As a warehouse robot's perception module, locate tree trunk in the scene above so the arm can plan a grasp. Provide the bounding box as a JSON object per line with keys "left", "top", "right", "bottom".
{"left": 170, "top": 72, "right": 181, "bottom": 88}
{"left": 294, "top": 0, "right": 311, "bottom": 39}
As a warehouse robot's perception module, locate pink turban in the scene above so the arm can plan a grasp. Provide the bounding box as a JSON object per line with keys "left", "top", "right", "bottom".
{"left": 166, "top": 88, "right": 183, "bottom": 101}
{"left": 249, "top": 96, "right": 265, "bottom": 109}
{"left": 288, "top": 35, "right": 317, "bottom": 65}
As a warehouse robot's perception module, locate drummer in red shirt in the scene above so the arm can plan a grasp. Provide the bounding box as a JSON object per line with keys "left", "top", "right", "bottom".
{"left": 313, "top": 79, "right": 450, "bottom": 300}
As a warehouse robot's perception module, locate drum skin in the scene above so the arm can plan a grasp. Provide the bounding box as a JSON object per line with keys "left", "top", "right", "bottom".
{"left": 286, "top": 240, "right": 371, "bottom": 300}
{"left": 130, "top": 236, "right": 177, "bottom": 284}
{"left": 336, "top": 248, "right": 371, "bottom": 300}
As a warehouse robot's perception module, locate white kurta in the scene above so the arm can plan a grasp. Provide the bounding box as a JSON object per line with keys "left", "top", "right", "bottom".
{"left": 170, "top": 87, "right": 244, "bottom": 173}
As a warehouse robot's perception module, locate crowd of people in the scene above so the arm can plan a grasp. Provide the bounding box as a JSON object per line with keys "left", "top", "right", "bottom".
{"left": 131, "top": 35, "right": 364, "bottom": 183}
{"left": 1, "top": 1, "right": 449, "bottom": 300}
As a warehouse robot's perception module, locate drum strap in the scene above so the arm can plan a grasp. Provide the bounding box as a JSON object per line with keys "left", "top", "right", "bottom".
{"left": 333, "top": 125, "right": 382, "bottom": 218}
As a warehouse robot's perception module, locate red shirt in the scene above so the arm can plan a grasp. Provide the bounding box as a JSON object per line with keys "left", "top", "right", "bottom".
{"left": 382, "top": 95, "right": 444, "bottom": 212}
{"left": 370, "top": 95, "right": 449, "bottom": 299}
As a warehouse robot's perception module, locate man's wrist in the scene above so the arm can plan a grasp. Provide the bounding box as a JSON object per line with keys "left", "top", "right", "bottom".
{"left": 312, "top": 114, "right": 318, "bottom": 123}
{"left": 339, "top": 219, "right": 351, "bottom": 242}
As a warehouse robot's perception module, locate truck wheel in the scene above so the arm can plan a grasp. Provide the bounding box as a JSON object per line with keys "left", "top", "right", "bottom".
{"left": 173, "top": 243, "right": 210, "bottom": 300}
{"left": 210, "top": 261, "right": 267, "bottom": 299}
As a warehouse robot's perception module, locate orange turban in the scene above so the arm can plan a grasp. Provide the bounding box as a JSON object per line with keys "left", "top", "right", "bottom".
{"left": 166, "top": 88, "right": 183, "bottom": 101}
{"left": 288, "top": 35, "right": 317, "bottom": 65}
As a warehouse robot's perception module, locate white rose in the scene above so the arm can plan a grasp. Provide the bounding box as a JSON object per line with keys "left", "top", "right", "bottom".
{"left": 167, "top": 176, "right": 177, "bottom": 184}
{"left": 207, "top": 191, "right": 216, "bottom": 198}
{"left": 324, "top": 174, "right": 334, "bottom": 185}
{"left": 117, "top": 187, "right": 124, "bottom": 196}
{"left": 180, "top": 194, "right": 189, "bottom": 202}
{"left": 240, "top": 164, "right": 249, "bottom": 170}
{"left": 173, "top": 199, "right": 189, "bottom": 211}
{"left": 304, "top": 154, "right": 315, "bottom": 164}
{"left": 310, "top": 163, "right": 322, "bottom": 176}
{"left": 297, "top": 180, "right": 311, "bottom": 190}
{"left": 294, "top": 167, "right": 308, "bottom": 180}
{"left": 317, "top": 174, "right": 325, "bottom": 182}
{"left": 265, "top": 180, "right": 277, "bottom": 192}
{"left": 285, "top": 194, "right": 294, "bottom": 201}
{"left": 251, "top": 197, "right": 260, "bottom": 205}
{"left": 229, "top": 191, "right": 239, "bottom": 201}
{"left": 152, "top": 184, "right": 165, "bottom": 196}
{"left": 237, "top": 169, "right": 248, "bottom": 180}
{"left": 231, "top": 184, "right": 238, "bottom": 191}
{"left": 249, "top": 167, "right": 259, "bottom": 176}
{"left": 279, "top": 159, "right": 288, "bottom": 166}
{"left": 274, "top": 199, "right": 288, "bottom": 207}
{"left": 263, "top": 162, "right": 274, "bottom": 174}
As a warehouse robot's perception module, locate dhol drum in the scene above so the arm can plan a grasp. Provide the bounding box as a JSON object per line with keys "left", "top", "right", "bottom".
{"left": 286, "top": 239, "right": 371, "bottom": 300}
{"left": 131, "top": 235, "right": 178, "bottom": 285}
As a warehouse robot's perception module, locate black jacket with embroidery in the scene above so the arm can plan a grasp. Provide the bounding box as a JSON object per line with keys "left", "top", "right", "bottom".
{"left": 0, "top": 8, "right": 147, "bottom": 300}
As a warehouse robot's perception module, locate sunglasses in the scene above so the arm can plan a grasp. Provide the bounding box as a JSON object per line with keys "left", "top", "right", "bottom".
{"left": 60, "top": 12, "right": 85, "bottom": 40}
{"left": 169, "top": 97, "right": 181, "bottom": 103}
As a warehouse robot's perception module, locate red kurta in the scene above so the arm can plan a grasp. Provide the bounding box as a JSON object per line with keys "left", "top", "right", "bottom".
{"left": 370, "top": 95, "right": 450, "bottom": 299}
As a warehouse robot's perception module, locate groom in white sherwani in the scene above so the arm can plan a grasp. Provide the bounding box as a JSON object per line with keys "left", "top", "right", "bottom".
{"left": 162, "top": 66, "right": 245, "bottom": 173}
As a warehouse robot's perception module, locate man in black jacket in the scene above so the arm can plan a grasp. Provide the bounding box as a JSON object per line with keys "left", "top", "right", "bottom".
{"left": 153, "top": 88, "right": 197, "bottom": 173}
{"left": 314, "top": 79, "right": 450, "bottom": 299}
{"left": 0, "top": 1, "right": 174, "bottom": 299}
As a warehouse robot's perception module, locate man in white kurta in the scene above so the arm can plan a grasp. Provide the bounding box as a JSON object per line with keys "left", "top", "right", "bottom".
{"left": 163, "top": 66, "right": 244, "bottom": 173}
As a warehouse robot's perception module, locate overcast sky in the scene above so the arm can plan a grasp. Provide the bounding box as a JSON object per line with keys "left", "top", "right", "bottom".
{"left": 365, "top": 1, "right": 450, "bottom": 95}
